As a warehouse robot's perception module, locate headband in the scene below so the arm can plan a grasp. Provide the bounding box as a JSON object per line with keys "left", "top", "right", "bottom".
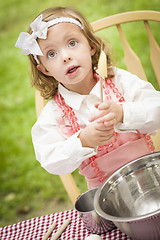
{"left": 15, "top": 14, "right": 83, "bottom": 64}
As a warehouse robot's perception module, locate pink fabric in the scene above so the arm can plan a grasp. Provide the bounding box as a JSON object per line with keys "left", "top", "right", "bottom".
{"left": 78, "top": 132, "right": 151, "bottom": 189}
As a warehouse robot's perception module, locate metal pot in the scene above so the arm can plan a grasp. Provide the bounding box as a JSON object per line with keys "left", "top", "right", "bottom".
{"left": 94, "top": 152, "right": 160, "bottom": 240}
{"left": 75, "top": 188, "right": 115, "bottom": 234}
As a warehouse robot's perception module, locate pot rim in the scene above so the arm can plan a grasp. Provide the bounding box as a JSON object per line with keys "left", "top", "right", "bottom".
{"left": 94, "top": 151, "right": 160, "bottom": 223}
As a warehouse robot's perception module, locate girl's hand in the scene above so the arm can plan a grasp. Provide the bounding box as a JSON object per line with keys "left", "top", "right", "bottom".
{"left": 78, "top": 121, "right": 114, "bottom": 148}
{"left": 90, "top": 101, "right": 123, "bottom": 126}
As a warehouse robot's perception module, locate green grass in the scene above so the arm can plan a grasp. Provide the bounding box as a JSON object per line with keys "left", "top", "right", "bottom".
{"left": 0, "top": 0, "right": 159, "bottom": 227}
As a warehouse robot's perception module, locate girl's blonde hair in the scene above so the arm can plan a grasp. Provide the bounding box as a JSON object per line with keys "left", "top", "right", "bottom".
{"left": 28, "top": 7, "right": 114, "bottom": 99}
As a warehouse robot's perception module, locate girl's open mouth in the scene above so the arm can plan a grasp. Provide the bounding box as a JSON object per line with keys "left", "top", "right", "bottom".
{"left": 66, "top": 66, "right": 80, "bottom": 75}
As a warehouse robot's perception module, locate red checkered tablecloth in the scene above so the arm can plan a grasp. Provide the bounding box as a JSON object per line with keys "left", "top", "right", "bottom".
{"left": 0, "top": 209, "right": 132, "bottom": 239}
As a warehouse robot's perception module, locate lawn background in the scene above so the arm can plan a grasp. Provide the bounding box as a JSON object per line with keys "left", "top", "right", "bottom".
{"left": 0, "top": 0, "right": 159, "bottom": 227}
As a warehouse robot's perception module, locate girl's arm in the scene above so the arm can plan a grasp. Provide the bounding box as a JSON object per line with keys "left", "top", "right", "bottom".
{"left": 31, "top": 100, "right": 97, "bottom": 175}
{"left": 117, "top": 68, "right": 160, "bottom": 134}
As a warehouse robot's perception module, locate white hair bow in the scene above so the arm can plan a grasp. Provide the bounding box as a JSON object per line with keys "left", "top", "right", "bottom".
{"left": 15, "top": 14, "right": 83, "bottom": 63}
{"left": 15, "top": 15, "right": 48, "bottom": 56}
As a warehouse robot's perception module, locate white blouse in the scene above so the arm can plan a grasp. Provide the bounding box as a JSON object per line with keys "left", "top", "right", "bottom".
{"left": 31, "top": 68, "right": 160, "bottom": 175}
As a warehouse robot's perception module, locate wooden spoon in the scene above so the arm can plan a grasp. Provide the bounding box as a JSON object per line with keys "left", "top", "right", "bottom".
{"left": 97, "top": 50, "right": 107, "bottom": 102}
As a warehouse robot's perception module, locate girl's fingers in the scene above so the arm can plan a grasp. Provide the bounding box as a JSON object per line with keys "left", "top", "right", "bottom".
{"left": 90, "top": 111, "right": 113, "bottom": 123}
{"left": 99, "top": 135, "right": 115, "bottom": 145}
{"left": 95, "top": 123, "right": 114, "bottom": 134}
{"left": 94, "top": 102, "right": 100, "bottom": 109}
{"left": 100, "top": 130, "right": 114, "bottom": 137}
{"left": 96, "top": 112, "right": 115, "bottom": 123}
{"left": 104, "top": 121, "right": 114, "bottom": 128}
{"left": 95, "top": 122, "right": 112, "bottom": 130}
{"left": 90, "top": 101, "right": 111, "bottom": 122}
{"left": 97, "top": 101, "right": 111, "bottom": 110}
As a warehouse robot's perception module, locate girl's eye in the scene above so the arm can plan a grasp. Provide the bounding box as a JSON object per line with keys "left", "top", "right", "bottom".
{"left": 69, "top": 40, "right": 78, "bottom": 48}
{"left": 47, "top": 51, "right": 57, "bottom": 58}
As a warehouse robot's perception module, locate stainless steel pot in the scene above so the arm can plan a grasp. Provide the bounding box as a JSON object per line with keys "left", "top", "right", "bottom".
{"left": 94, "top": 152, "right": 160, "bottom": 240}
{"left": 75, "top": 188, "right": 115, "bottom": 234}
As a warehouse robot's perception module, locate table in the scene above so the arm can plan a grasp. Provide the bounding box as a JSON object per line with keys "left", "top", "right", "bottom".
{"left": 0, "top": 209, "right": 132, "bottom": 239}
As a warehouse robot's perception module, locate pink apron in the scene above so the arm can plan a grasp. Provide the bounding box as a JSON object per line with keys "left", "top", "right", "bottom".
{"left": 55, "top": 74, "right": 156, "bottom": 189}
{"left": 79, "top": 132, "right": 152, "bottom": 189}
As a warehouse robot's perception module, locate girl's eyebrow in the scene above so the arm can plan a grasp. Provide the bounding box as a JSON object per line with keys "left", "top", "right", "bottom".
{"left": 38, "top": 38, "right": 57, "bottom": 52}
{"left": 41, "top": 44, "right": 55, "bottom": 52}
{"left": 62, "top": 32, "right": 79, "bottom": 40}
{"left": 39, "top": 27, "right": 81, "bottom": 52}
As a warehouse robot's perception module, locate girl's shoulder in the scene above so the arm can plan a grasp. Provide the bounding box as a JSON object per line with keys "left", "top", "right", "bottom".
{"left": 113, "top": 67, "right": 150, "bottom": 84}
{"left": 113, "top": 67, "right": 154, "bottom": 88}
{"left": 113, "top": 68, "right": 156, "bottom": 100}
{"left": 114, "top": 67, "right": 140, "bottom": 81}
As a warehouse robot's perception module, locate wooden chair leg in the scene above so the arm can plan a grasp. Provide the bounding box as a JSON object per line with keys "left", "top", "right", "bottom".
{"left": 59, "top": 174, "right": 81, "bottom": 205}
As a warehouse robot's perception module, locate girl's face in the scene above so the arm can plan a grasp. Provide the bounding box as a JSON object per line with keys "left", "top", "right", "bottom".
{"left": 37, "top": 23, "right": 96, "bottom": 94}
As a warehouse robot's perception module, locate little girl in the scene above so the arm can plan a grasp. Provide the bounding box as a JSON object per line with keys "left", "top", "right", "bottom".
{"left": 15, "top": 7, "right": 160, "bottom": 189}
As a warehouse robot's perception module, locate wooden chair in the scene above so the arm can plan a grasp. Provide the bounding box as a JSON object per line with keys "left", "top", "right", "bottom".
{"left": 35, "top": 11, "right": 160, "bottom": 205}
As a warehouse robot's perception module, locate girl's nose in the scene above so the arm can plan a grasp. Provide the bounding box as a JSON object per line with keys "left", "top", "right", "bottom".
{"left": 64, "top": 57, "right": 71, "bottom": 63}
{"left": 61, "top": 49, "right": 72, "bottom": 63}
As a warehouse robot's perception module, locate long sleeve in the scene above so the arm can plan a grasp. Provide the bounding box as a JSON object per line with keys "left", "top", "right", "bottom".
{"left": 114, "top": 68, "right": 160, "bottom": 133}
{"left": 31, "top": 100, "right": 96, "bottom": 175}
